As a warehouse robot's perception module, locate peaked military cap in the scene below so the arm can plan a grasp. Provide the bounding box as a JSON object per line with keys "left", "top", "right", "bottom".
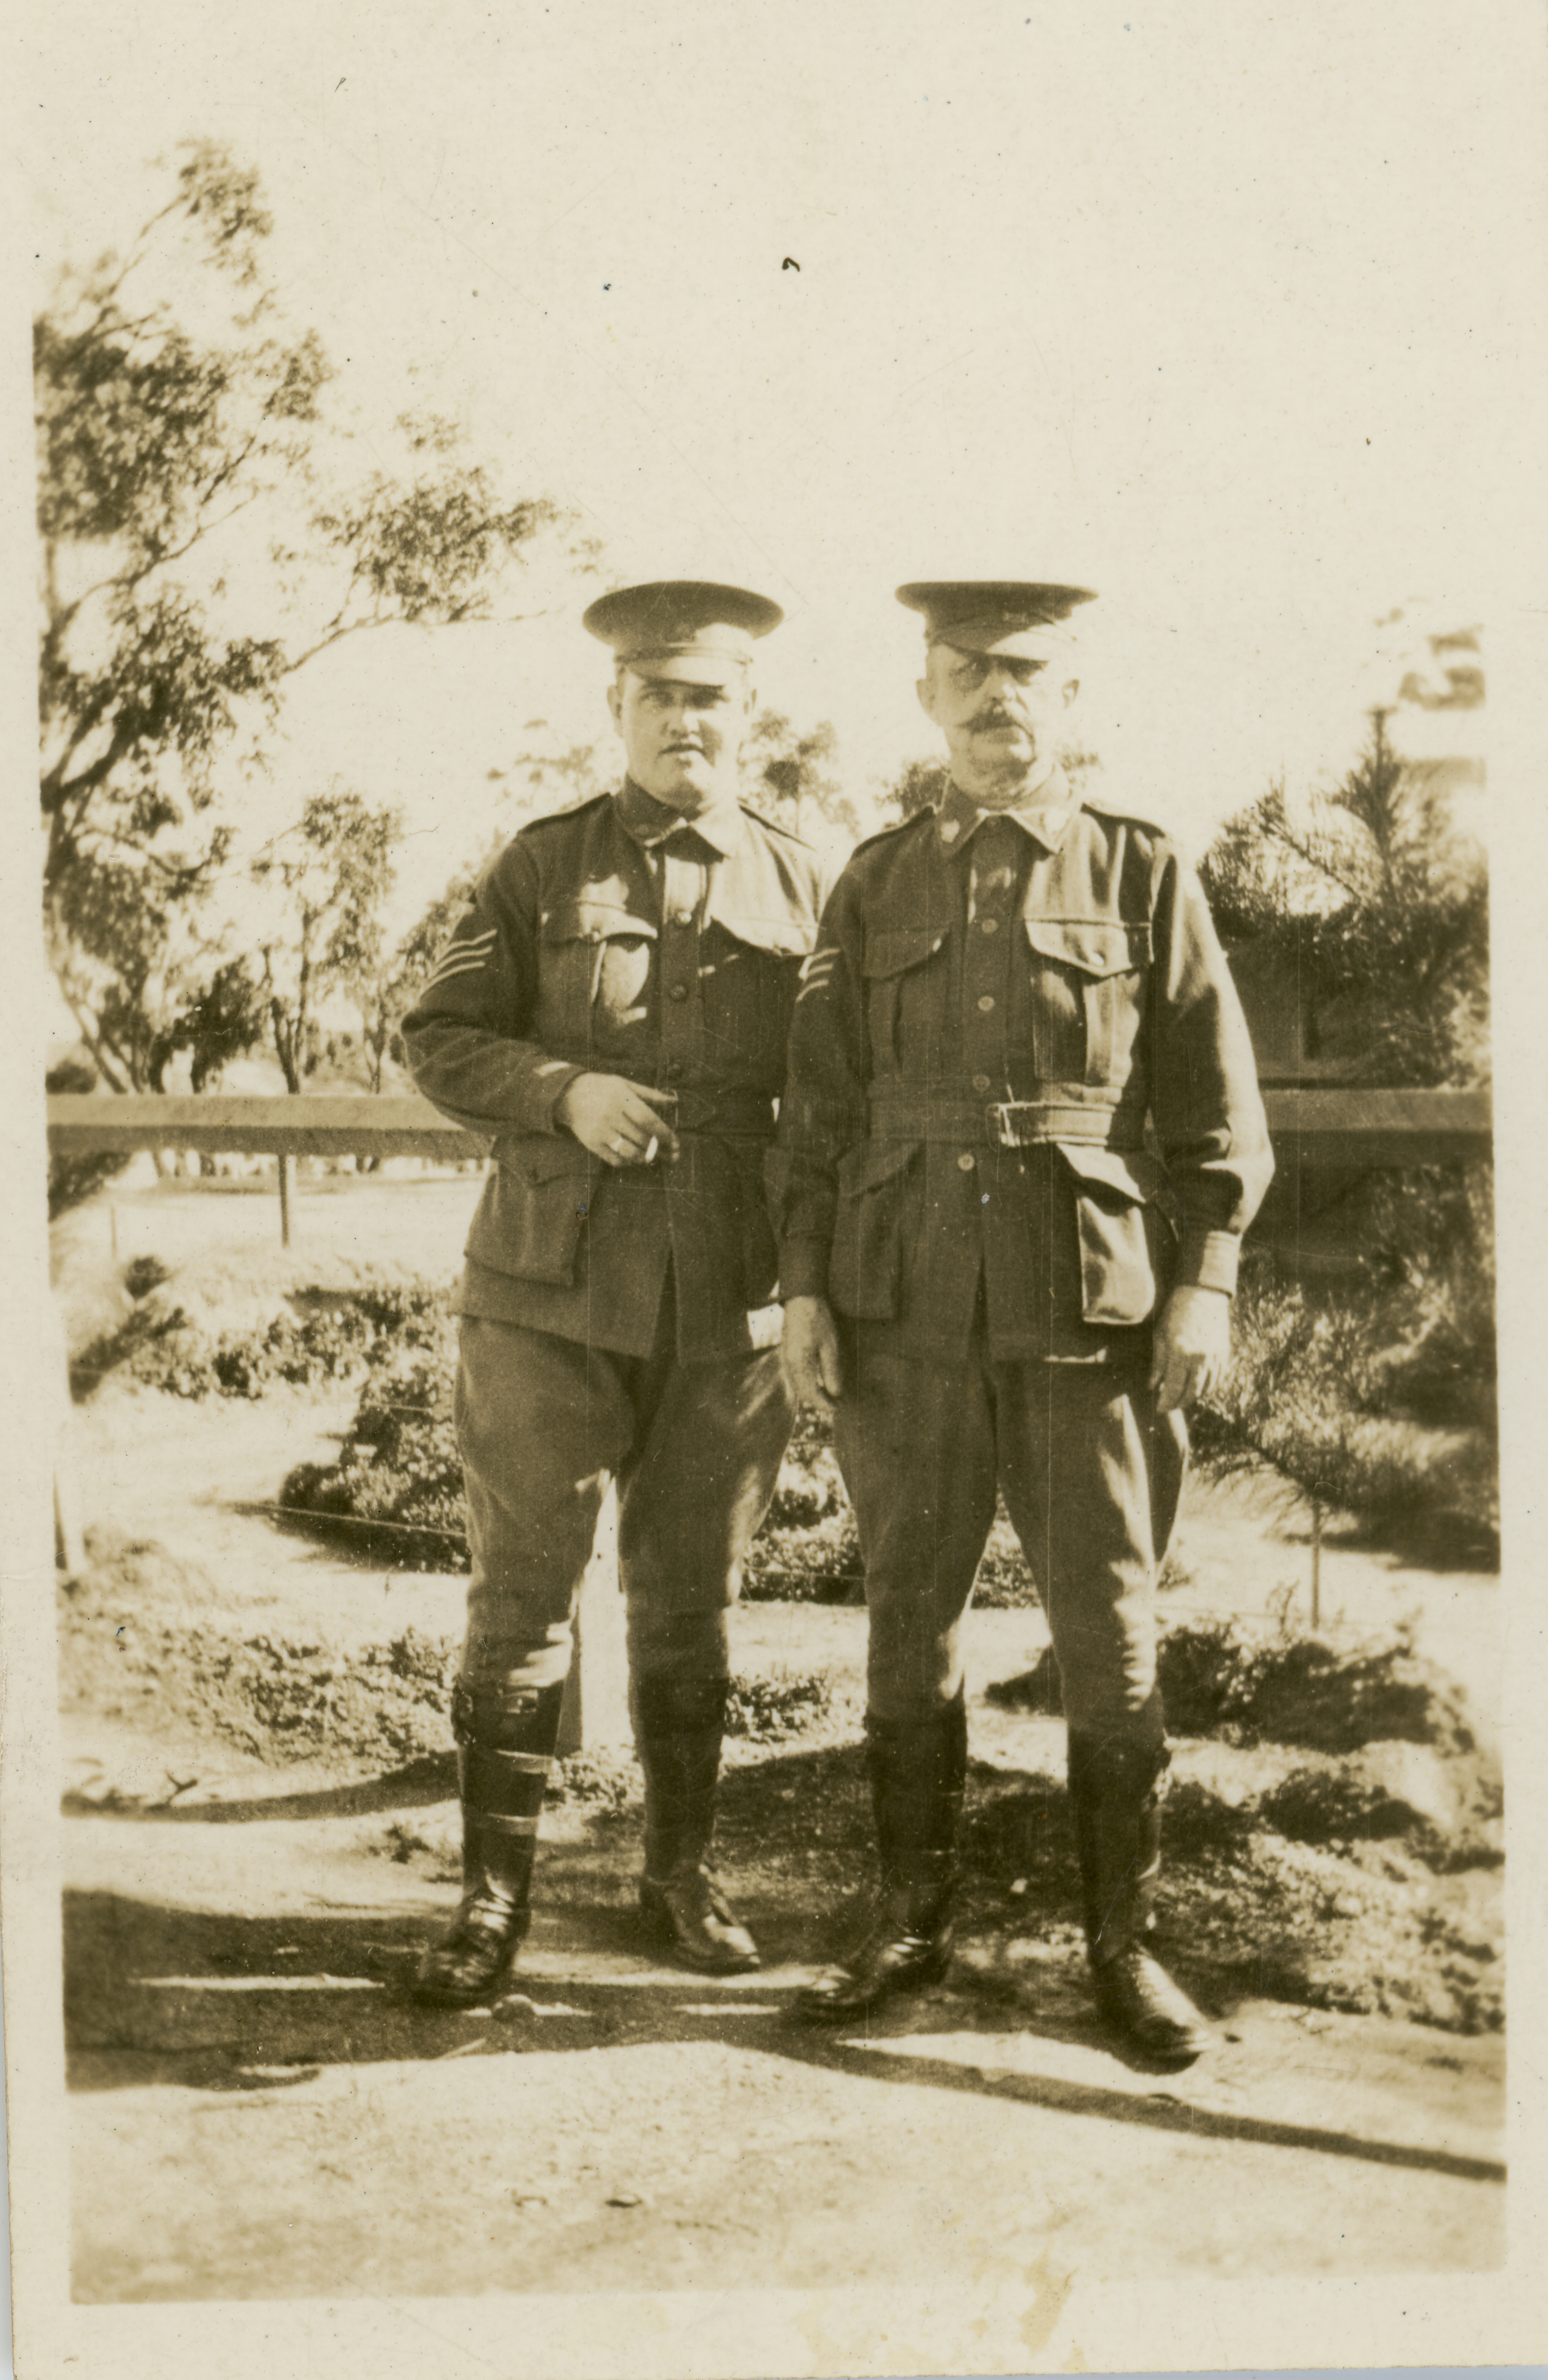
{"left": 897, "top": 580, "right": 1096, "bottom": 658}
{"left": 583, "top": 580, "right": 784, "bottom": 684}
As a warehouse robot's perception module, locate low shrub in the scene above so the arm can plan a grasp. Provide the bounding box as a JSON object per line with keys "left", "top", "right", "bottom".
{"left": 281, "top": 1352, "right": 465, "bottom": 1566}
{"left": 988, "top": 1618, "right": 1479, "bottom": 1755}
{"left": 1194, "top": 1173, "right": 1498, "bottom": 1567}
{"left": 725, "top": 1671, "right": 834, "bottom": 1740}
{"left": 77, "top": 1278, "right": 454, "bottom": 1403}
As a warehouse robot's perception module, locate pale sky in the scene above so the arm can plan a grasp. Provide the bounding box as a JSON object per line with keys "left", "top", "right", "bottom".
{"left": 19, "top": 0, "right": 1540, "bottom": 925}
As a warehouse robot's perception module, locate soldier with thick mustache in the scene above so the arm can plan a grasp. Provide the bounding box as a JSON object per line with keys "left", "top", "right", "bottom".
{"left": 770, "top": 581, "right": 1272, "bottom": 2060}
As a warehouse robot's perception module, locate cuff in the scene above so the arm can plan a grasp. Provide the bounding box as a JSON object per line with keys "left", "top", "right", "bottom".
{"left": 527, "top": 1060, "right": 589, "bottom": 1134}
{"left": 775, "top": 1239, "right": 832, "bottom": 1300}
{"left": 1178, "top": 1227, "right": 1241, "bottom": 1297}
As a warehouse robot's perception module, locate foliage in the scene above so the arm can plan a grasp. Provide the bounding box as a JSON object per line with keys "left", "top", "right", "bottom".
{"left": 37, "top": 141, "right": 566, "bottom": 1091}
{"left": 1191, "top": 1173, "right": 1498, "bottom": 1566}
{"left": 491, "top": 736, "right": 610, "bottom": 818}
{"left": 1199, "top": 718, "right": 1489, "bottom": 1087}
{"left": 878, "top": 740, "right": 1102, "bottom": 824}
{"left": 360, "top": 855, "right": 493, "bottom": 1091}
{"left": 742, "top": 710, "right": 860, "bottom": 839}
{"left": 989, "top": 1616, "right": 1479, "bottom": 1755}
{"left": 888, "top": 758, "right": 949, "bottom": 819}
{"left": 282, "top": 1349, "right": 464, "bottom": 1563}
{"left": 45, "top": 1054, "right": 131, "bottom": 1216}
{"left": 76, "top": 1277, "right": 452, "bottom": 1403}
{"left": 249, "top": 785, "right": 403, "bottom": 1092}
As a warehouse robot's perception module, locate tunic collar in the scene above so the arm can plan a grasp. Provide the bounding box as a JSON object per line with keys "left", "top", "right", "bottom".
{"left": 935, "top": 766, "right": 1078, "bottom": 857}
{"left": 615, "top": 776, "right": 744, "bottom": 859}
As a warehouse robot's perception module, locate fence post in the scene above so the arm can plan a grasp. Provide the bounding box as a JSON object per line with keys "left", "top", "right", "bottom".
{"left": 278, "top": 1153, "right": 293, "bottom": 1247}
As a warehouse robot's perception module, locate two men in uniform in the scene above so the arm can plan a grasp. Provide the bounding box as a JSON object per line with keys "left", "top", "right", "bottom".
{"left": 407, "top": 573, "right": 1271, "bottom": 2062}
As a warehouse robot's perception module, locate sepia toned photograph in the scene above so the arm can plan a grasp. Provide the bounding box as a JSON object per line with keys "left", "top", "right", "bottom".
{"left": 4, "top": 1, "right": 1545, "bottom": 2373}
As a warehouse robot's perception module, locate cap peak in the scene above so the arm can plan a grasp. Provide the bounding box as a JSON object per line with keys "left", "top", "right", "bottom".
{"left": 583, "top": 579, "right": 783, "bottom": 680}
{"left": 898, "top": 580, "right": 1096, "bottom": 656}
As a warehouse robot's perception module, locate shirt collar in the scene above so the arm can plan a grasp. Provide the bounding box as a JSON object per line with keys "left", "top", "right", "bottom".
{"left": 616, "top": 777, "right": 744, "bottom": 859}
{"left": 934, "top": 765, "right": 1078, "bottom": 856}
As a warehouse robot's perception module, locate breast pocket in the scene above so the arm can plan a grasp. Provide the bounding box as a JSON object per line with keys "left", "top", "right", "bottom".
{"left": 537, "top": 900, "right": 658, "bottom": 1048}
{"left": 1023, "top": 918, "right": 1151, "bottom": 1087}
{"left": 860, "top": 925, "right": 950, "bottom": 1079}
{"left": 1058, "top": 1144, "right": 1178, "bottom": 1327}
{"left": 703, "top": 912, "right": 815, "bottom": 1077}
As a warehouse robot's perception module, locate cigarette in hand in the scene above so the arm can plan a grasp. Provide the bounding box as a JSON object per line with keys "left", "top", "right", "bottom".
{"left": 644, "top": 1136, "right": 660, "bottom": 1166}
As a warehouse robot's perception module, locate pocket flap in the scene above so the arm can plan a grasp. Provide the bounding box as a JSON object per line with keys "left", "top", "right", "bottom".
{"left": 836, "top": 1137, "right": 920, "bottom": 1194}
{"left": 861, "top": 925, "right": 949, "bottom": 978}
{"left": 540, "top": 899, "right": 657, "bottom": 946}
{"left": 1058, "top": 1142, "right": 1180, "bottom": 1234}
{"left": 713, "top": 910, "right": 818, "bottom": 959}
{"left": 1023, "top": 918, "right": 1149, "bottom": 976}
{"left": 499, "top": 1132, "right": 593, "bottom": 1184}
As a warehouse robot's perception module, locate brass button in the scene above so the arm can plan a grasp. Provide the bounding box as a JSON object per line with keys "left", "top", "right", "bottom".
{"left": 977, "top": 994, "right": 996, "bottom": 1013}
{"left": 669, "top": 983, "right": 690, "bottom": 1003}
{"left": 979, "top": 917, "right": 999, "bottom": 935}
{"left": 972, "top": 1074, "right": 991, "bottom": 1093}
{"left": 957, "top": 1152, "right": 975, "bottom": 1172}
{"left": 663, "top": 1060, "right": 684, "bottom": 1082}
{"left": 672, "top": 908, "right": 695, "bottom": 927}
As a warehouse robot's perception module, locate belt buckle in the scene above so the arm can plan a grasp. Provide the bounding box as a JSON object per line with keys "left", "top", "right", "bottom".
{"left": 988, "top": 1101, "right": 1036, "bottom": 1148}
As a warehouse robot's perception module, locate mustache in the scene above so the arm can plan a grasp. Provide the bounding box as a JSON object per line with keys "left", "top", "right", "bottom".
{"left": 968, "top": 707, "right": 1029, "bottom": 731}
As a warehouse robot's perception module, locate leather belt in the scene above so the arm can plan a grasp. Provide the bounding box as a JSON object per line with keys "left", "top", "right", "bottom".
{"left": 865, "top": 1089, "right": 1145, "bottom": 1150}
{"left": 640, "top": 1084, "right": 775, "bottom": 1137}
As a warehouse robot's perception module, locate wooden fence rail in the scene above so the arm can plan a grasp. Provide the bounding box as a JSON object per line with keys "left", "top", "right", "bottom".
{"left": 47, "top": 1086, "right": 1495, "bottom": 1169}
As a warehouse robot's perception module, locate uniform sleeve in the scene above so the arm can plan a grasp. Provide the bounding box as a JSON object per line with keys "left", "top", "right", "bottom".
{"left": 766, "top": 862, "right": 870, "bottom": 1299}
{"left": 400, "top": 840, "right": 588, "bottom": 1138}
{"left": 1147, "top": 847, "right": 1275, "bottom": 1295}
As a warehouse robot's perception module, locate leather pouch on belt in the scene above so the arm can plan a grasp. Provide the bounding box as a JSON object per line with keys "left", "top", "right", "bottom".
{"left": 828, "top": 1138, "right": 918, "bottom": 1320}
{"left": 1058, "top": 1144, "right": 1178, "bottom": 1328}
{"left": 468, "top": 1133, "right": 593, "bottom": 1287}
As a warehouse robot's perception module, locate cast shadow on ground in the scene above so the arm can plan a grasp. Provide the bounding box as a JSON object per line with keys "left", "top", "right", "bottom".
{"left": 63, "top": 1754, "right": 460, "bottom": 1824}
{"left": 61, "top": 1887, "right": 1503, "bottom": 2191}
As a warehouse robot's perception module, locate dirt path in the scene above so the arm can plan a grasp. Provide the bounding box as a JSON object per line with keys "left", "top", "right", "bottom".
{"left": 67, "top": 1771, "right": 1503, "bottom": 2303}
{"left": 54, "top": 1231, "right": 1506, "bottom": 2300}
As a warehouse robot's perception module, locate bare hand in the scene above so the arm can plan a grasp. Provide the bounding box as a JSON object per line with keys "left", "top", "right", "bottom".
{"left": 781, "top": 1294, "right": 843, "bottom": 1413}
{"left": 554, "top": 1074, "right": 680, "bottom": 1168}
{"left": 1148, "top": 1283, "right": 1231, "bottom": 1413}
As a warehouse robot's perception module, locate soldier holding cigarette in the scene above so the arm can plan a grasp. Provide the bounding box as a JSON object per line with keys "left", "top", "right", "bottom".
{"left": 403, "top": 581, "right": 827, "bottom": 2002}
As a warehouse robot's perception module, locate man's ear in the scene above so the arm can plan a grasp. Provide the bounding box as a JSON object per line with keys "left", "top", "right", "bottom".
{"left": 606, "top": 677, "right": 624, "bottom": 734}
{"left": 1061, "top": 677, "right": 1080, "bottom": 709}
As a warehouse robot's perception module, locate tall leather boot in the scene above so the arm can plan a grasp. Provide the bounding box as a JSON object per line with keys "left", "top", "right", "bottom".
{"left": 1067, "top": 1732, "right": 1211, "bottom": 2063}
{"left": 634, "top": 1673, "right": 759, "bottom": 1974}
{"left": 413, "top": 1678, "right": 565, "bottom": 2007}
{"left": 797, "top": 1696, "right": 967, "bottom": 2021}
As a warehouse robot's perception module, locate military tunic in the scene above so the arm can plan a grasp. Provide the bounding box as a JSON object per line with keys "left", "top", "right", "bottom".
{"left": 768, "top": 770, "right": 1272, "bottom": 1734}
{"left": 404, "top": 779, "right": 827, "bottom": 1699}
